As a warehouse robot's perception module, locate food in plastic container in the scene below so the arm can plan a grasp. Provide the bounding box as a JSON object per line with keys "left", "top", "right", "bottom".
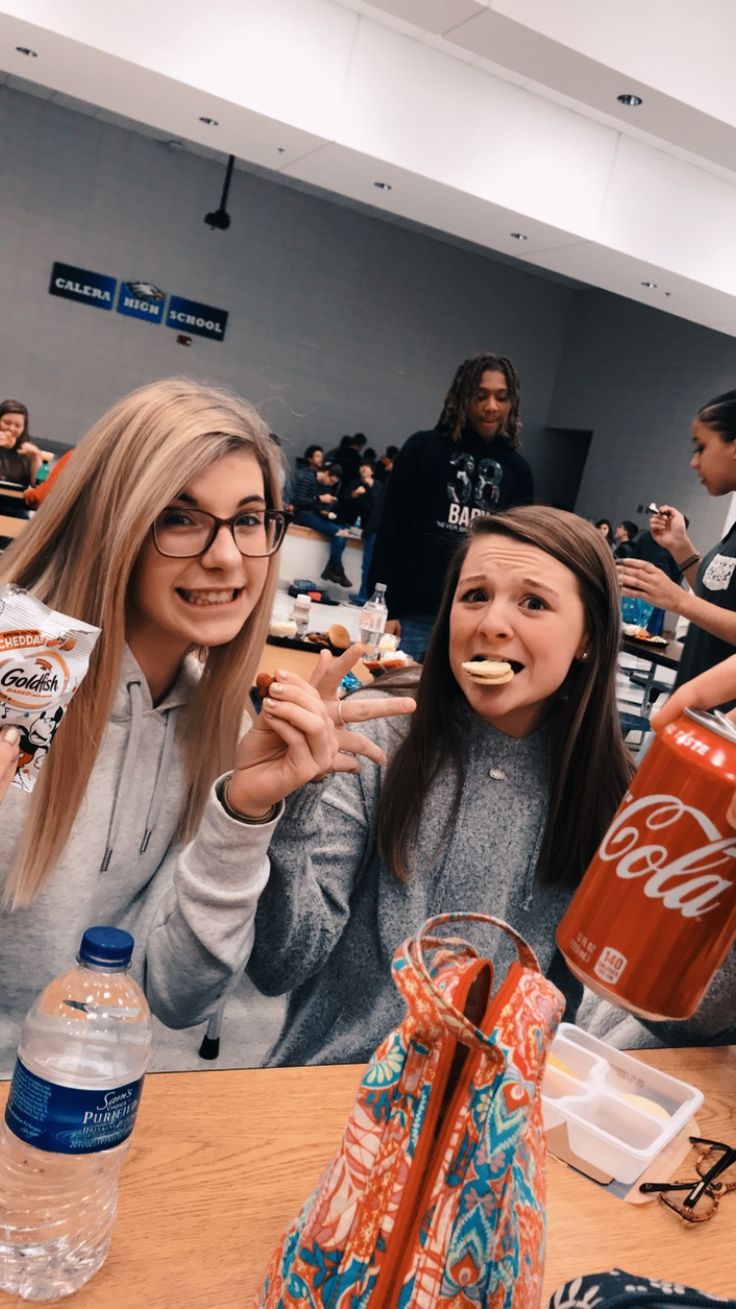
{"left": 542, "top": 1023, "right": 703, "bottom": 1185}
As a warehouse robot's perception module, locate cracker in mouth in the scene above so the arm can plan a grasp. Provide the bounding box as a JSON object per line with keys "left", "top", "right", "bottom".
{"left": 461, "top": 657, "right": 515, "bottom": 684}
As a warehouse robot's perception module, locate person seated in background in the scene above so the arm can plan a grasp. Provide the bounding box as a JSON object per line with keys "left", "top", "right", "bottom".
{"left": 613, "top": 519, "right": 639, "bottom": 559}
{"left": 594, "top": 518, "right": 614, "bottom": 548}
{"left": 293, "top": 459, "right": 354, "bottom": 588}
{"left": 342, "top": 459, "right": 376, "bottom": 527}
{"left": 348, "top": 464, "right": 387, "bottom": 606}
{"left": 375, "top": 444, "right": 399, "bottom": 481}
{"left": 625, "top": 512, "right": 688, "bottom": 637}
{"left": 284, "top": 443, "right": 323, "bottom": 511}
{"left": 0, "top": 401, "right": 43, "bottom": 504}
{"left": 325, "top": 433, "right": 366, "bottom": 484}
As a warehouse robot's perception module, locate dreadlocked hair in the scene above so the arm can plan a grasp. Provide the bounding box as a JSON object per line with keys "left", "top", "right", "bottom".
{"left": 437, "top": 353, "right": 522, "bottom": 448}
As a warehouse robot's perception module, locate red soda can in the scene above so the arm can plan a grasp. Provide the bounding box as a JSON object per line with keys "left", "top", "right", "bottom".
{"left": 556, "top": 708, "right": 736, "bottom": 1020}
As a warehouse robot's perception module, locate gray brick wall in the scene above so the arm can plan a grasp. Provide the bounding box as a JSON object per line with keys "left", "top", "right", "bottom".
{"left": 3, "top": 83, "right": 735, "bottom": 559}
{"left": 549, "top": 290, "right": 736, "bottom": 547}
{"left": 0, "top": 86, "right": 574, "bottom": 469}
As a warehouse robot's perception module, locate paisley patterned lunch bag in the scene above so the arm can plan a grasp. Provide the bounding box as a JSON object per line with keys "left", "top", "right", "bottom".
{"left": 258, "top": 912, "right": 564, "bottom": 1308}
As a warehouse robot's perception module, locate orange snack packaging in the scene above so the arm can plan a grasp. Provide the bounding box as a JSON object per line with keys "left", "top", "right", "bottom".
{"left": 0, "top": 585, "right": 100, "bottom": 792}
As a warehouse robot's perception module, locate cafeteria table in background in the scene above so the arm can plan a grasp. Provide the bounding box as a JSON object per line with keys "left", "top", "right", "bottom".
{"left": 619, "top": 634, "right": 683, "bottom": 743}
{"left": 1, "top": 1045, "right": 733, "bottom": 1307}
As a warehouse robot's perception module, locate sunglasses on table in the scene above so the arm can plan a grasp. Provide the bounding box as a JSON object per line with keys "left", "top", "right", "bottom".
{"left": 639, "top": 1136, "right": 736, "bottom": 1222}
{"left": 152, "top": 506, "right": 289, "bottom": 559}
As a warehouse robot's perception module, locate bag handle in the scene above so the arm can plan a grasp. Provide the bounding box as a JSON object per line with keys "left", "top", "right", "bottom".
{"left": 394, "top": 912, "right": 543, "bottom": 1051}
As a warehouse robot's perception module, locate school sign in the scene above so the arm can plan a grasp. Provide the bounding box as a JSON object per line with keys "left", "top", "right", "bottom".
{"left": 48, "top": 262, "right": 227, "bottom": 341}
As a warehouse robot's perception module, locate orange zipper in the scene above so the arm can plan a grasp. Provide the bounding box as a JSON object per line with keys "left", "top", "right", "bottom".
{"left": 369, "top": 960, "right": 522, "bottom": 1306}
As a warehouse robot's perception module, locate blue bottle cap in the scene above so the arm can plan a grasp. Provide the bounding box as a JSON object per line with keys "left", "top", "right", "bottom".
{"left": 78, "top": 926, "right": 134, "bottom": 968}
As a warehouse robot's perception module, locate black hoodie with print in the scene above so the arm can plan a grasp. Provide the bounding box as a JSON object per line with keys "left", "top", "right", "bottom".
{"left": 368, "top": 425, "right": 534, "bottom": 619}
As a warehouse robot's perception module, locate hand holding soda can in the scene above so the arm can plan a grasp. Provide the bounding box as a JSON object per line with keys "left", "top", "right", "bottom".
{"left": 556, "top": 700, "right": 736, "bottom": 1021}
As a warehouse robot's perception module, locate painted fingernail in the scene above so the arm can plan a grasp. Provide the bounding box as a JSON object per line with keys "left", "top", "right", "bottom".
{"left": 1, "top": 725, "right": 20, "bottom": 745}
{"left": 270, "top": 682, "right": 283, "bottom": 694}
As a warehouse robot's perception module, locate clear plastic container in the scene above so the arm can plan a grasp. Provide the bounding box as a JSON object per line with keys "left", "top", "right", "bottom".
{"left": 541, "top": 1023, "right": 703, "bottom": 1185}
{"left": 0, "top": 926, "right": 152, "bottom": 1300}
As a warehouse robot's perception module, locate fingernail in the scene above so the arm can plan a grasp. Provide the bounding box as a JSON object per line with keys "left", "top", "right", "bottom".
{"left": 270, "top": 682, "right": 283, "bottom": 695}
{"left": 263, "top": 698, "right": 276, "bottom": 710}
{"left": 1, "top": 725, "right": 20, "bottom": 745}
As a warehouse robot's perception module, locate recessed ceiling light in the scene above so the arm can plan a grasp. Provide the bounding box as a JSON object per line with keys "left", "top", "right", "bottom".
{"left": 374, "top": 181, "right": 392, "bottom": 191}
{"left": 617, "top": 93, "right": 643, "bottom": 107}
{"left": 510, "top": 232, "right": 528, "bottom": 241}
{"left": 15, "top": 46, "right": 38, "bottom": 57}
{"left": 198, "top": 116, "right": 219, "bottom": 126}
{"left": 641, "top": 281, "right": 658, "bottom": 289}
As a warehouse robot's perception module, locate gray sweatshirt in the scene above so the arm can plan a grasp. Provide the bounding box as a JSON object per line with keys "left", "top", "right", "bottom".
{"left": 249, "top": 705, "right": 736, "bottom": 1065}
{"left": 0, "top": 647, "right": 275, "bottom": 1076}
{"left": 249, "top": 707, "right": 579, "bottom": 1065}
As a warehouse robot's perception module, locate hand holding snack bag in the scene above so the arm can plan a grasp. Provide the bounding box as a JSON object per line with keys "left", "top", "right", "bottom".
{"left": 0, "top": 585, "right": 100, "bottom": 793}
{"left": 0, "top": 725, "right": 20, "bottom": 802}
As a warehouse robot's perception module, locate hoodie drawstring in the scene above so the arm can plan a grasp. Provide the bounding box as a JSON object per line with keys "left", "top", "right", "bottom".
{"left": 140, "top": 707, "right": 176, "bottom": 853}
{"left": 100, "top": 680, "right": 177, "bottom": 871}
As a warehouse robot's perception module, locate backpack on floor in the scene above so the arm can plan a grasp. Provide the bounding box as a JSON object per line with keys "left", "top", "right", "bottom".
{"left": 258, "top": 912, "right": 564, "bottom": 1308}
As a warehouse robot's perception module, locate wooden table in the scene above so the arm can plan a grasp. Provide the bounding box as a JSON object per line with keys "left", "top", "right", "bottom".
{"left": 1, "top": 1047, "right": 734, "bottom": 1306}
{"left": 257, "top": 642, "right": 373, "bottom": 682}
{"left": 0, "top": 514, "right": 26, "bottom": 541}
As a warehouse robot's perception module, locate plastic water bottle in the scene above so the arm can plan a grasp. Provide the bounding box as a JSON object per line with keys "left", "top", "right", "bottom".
{"left": 0, "top": 926, "right": 152, "bottom": 1300}
{"left": 34, "top": 459, "right": 50, "bottom": 486}
{"left": 359, "top": 583, "right": 388, "bottom": 656}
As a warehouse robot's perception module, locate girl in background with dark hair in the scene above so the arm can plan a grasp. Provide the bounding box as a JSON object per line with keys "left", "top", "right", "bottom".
{"left": 0, "top": 400, "right": 43, "bottom": 487}
{"left": 247, "top": 506, "right": 634, "bottom": 1066}
{"left": 619, "top": 388, "right": 736, "bottom": 704}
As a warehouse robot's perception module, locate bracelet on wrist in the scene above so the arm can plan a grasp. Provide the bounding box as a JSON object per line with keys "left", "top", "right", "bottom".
{"left": 675, "top": 551, "right": 701, "bottom": 575}
{"left": 217, "top": 776, "right": 277, "bottom": 825}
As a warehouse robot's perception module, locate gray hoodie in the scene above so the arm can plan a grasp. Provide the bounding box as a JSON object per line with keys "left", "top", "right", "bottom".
{"left": 0, "top": 647, "right": 275, "bottom": 1076}
{"left": 249, "top": 705, "right": 736, "bottom": 1065}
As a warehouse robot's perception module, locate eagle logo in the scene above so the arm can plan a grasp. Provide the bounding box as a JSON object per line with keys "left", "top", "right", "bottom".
{"left": 124, "top": 281, "right": 165, "bottom": 301}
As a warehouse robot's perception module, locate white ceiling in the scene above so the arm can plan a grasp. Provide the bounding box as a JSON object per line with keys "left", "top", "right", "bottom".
{"left": 2, "top": 0, "right": 736, "bottom": 335}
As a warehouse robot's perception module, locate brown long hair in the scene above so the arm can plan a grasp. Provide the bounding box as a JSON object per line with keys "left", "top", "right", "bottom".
{"left": 1, "top": 378, "right": 283, "bottom": 908}
{"left": 376, "top": 506, "right": 633, "bottom": 885}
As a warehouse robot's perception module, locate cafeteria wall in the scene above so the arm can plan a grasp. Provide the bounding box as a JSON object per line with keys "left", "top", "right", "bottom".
{"left": 3, "top": 82, "right": 735, "bottom": 546}
{"left": 0, "top": 85, "right": 575, "bottom": 466}
{"left": 548, "top": 289, "right": 736, "bottom": 548}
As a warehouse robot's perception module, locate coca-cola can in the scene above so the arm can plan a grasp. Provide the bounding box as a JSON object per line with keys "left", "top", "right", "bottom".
{"left": 556, "top": 708, "right": 736, "bottom": 1020}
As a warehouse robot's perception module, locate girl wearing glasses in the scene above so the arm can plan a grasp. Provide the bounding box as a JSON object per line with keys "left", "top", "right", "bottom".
{"left": 0, "top": 377, "right": 414, "bottom": 1075}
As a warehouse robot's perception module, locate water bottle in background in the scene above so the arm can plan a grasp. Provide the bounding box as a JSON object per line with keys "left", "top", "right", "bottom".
{"left": 0, "top": 926, "right": 152, "bottom": 1301}
{"left": 34, "top": 458, "right": 50, "bottom": 486}
{"left": 359, "top": 583, "right": 388, "bottom": 656}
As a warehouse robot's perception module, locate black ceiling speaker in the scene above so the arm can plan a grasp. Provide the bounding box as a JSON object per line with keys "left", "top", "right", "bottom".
{"left": 204, "top": 154, "right": 235, "bottom": 230}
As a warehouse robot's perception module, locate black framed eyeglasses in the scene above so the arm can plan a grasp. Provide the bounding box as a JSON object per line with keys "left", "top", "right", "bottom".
{"left": 639, "top": 1136, "right": 736, "bottom": 1222}
{"left": 152, "top": 506, "right": 289, "bottom": 559}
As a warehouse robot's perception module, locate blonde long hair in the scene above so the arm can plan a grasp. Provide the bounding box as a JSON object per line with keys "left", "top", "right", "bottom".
{"left": 0, "top": 377, "right": 283, "bottom": 908}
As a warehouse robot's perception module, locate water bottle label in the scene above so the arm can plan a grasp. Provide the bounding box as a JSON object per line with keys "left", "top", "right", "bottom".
{"left": 5, "top": 1057, "right": 145, "bottom": 1154}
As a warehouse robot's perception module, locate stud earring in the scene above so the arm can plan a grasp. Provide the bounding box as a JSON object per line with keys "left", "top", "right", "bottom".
{"left": 579, "top": 650, "right": 590, "bottom": 662}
